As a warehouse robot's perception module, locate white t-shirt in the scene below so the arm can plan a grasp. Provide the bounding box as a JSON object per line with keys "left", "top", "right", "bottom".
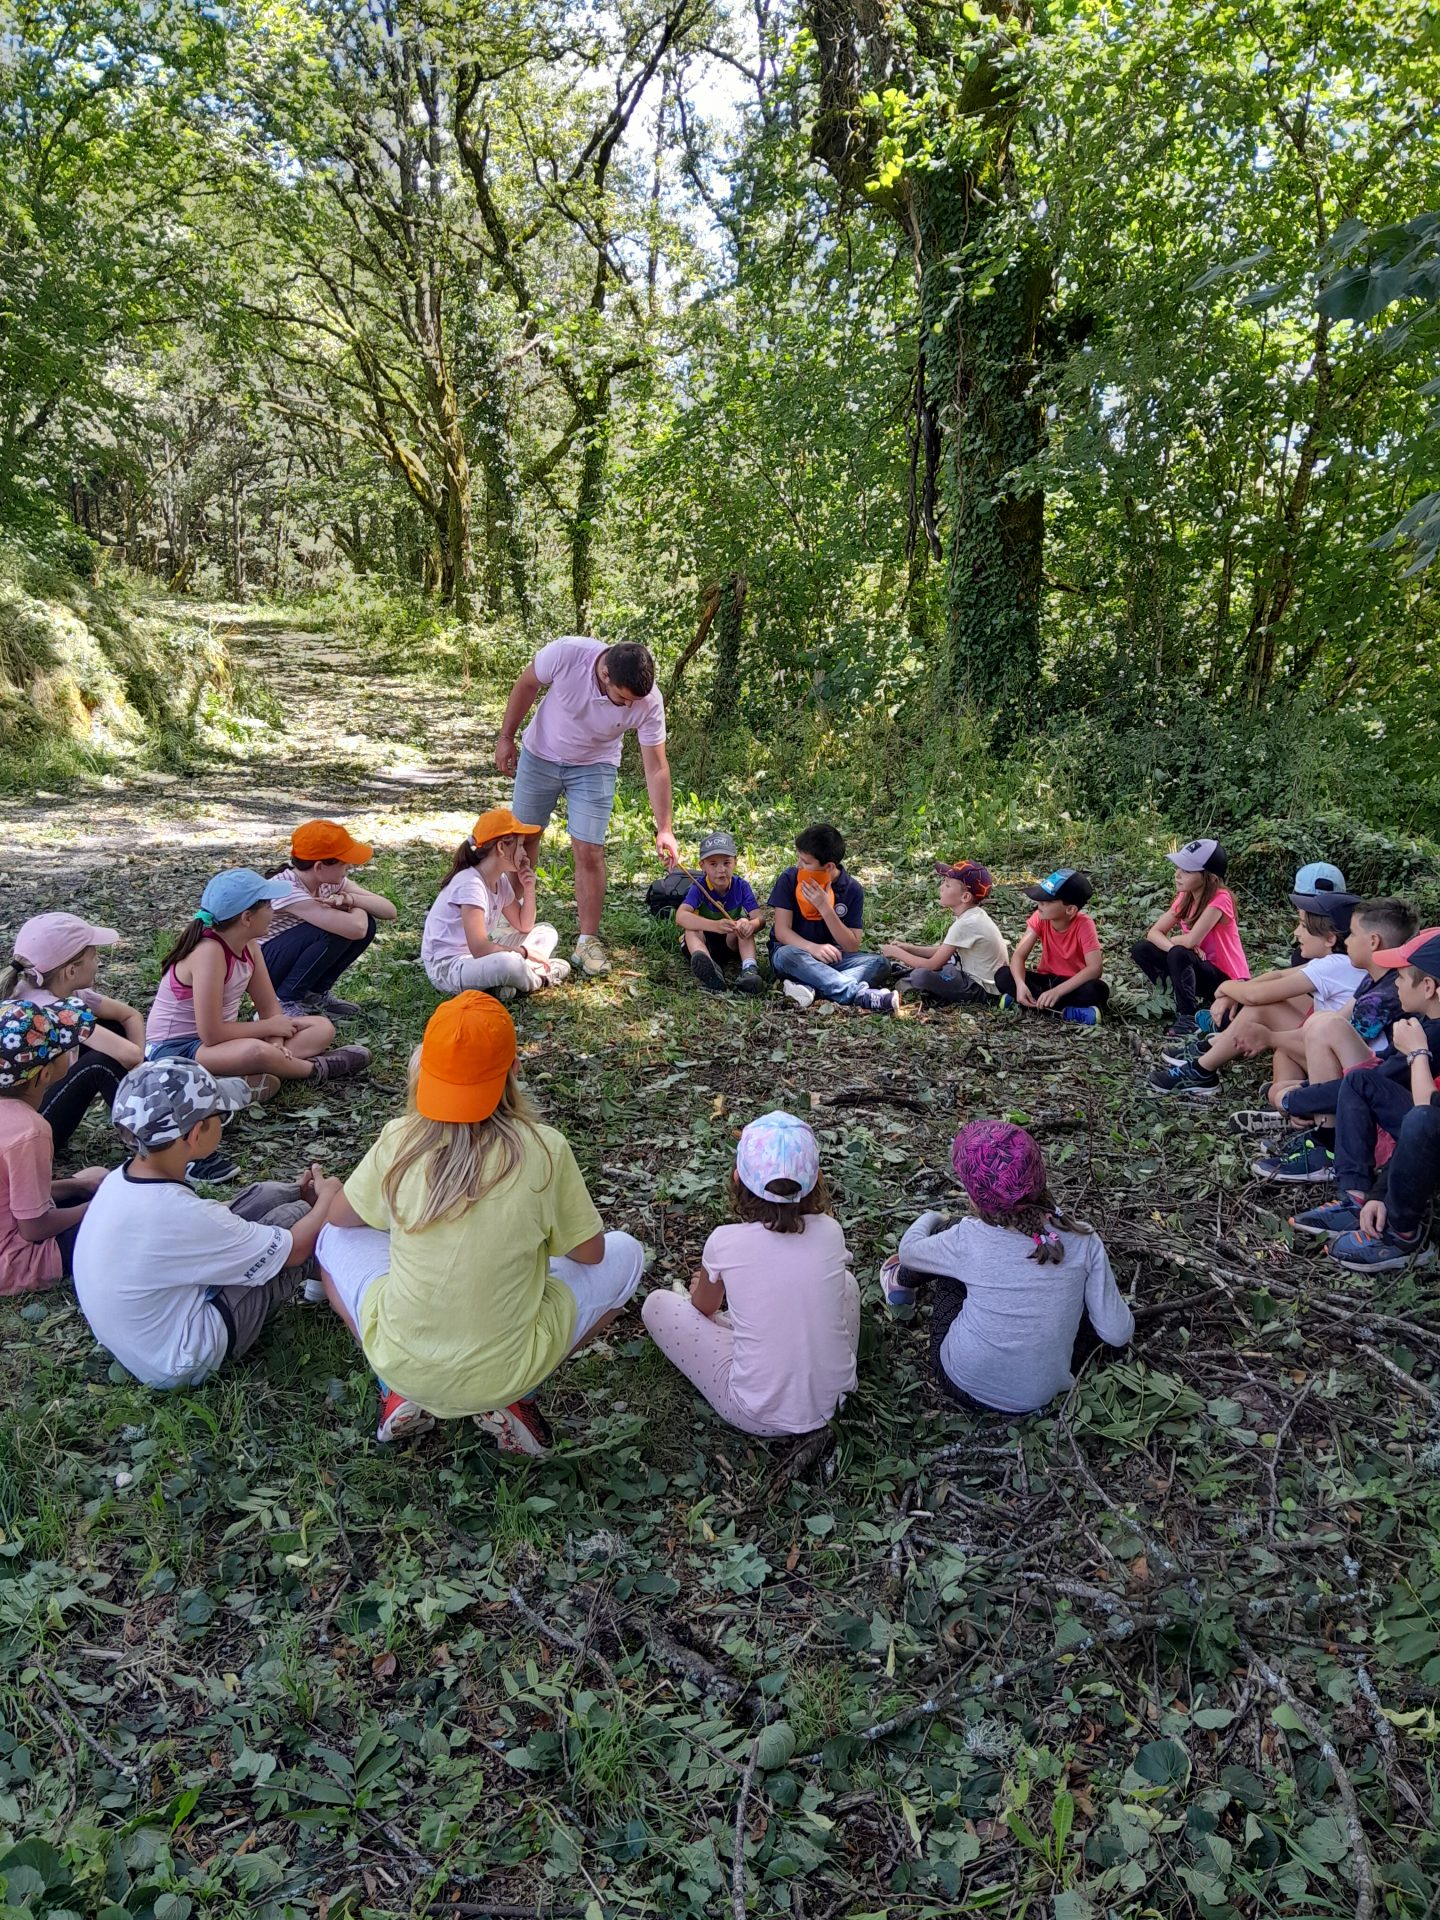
{"left": 700, "top": 1215, "right": 859, "bottom": 1432}
{"left": 73, "top": 1167, "right": 292, "bottom": 1388}
{"left": 420, "top": 869, "right": 516, "bottom": 969}
{"left": 942, "top": 907, "right": 1009, "bottom": 991}
{"left": 1302, "top": 954, "right": 1367, "bottom": 1013}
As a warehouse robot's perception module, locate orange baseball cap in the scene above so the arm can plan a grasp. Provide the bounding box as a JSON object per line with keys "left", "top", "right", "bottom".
{"left": 416, "top": 991, "right": 517, "bottom": 1124}
{"left": 470, "top": 806, "right": 541, "bottom": 845}
{"left": 292, "top": 820, "right": 374, "bottom": 864}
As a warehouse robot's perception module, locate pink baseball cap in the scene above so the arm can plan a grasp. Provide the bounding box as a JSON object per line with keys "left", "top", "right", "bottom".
{"left": 10, "top": 912, "right": 119, "bottom": 980}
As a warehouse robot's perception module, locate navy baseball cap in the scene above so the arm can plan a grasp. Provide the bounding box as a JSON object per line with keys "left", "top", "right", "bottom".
{"left": 1372, "top": 928, "right": 1440, "bottom": 979}
{"left": 1290, "top": 888, "right": 1362, "bottom": 932}
{"left": 1022, "top": 868, "right": 1094, "bottom": 907}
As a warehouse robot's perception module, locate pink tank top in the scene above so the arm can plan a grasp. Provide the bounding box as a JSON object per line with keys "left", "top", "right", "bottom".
{"left": 145, "top": 930, "right": 255, "bottom": 1046}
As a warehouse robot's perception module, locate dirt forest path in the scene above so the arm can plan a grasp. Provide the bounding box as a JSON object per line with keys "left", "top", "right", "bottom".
{"left": 0, "top": 614, "right": 509, "bottom": 906}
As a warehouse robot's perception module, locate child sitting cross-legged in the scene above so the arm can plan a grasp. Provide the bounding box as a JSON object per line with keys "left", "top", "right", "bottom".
{"left": 767, "top": 823, "right": 896, "bottom": 1014}
{"left": 421, "top": 808, "right": 570, "bottom": 999}
{"left": 259, "top": 819, "right": 397, "bottom": 1019}
{"left": 1252, "top": 896, "right": 1417, "bottom": 1186}
{"left": 0, "top": 998, "right": 109, "bottom": 1294}
{"left": 2, "top": 912, "right": 145, "bottom": 1155}
{"left": 674, "top": 831, "right": 766, "bottom": 995}
{"left": 881, "top": 1120, "right": 1134, "bottom": 1415}
{"left": 316, "top": 992, "right": 643, "bottom": 1452}
{"left": 1149, "top": 891, "right": 1366, "bottom": 1102}
{"left": 641, "top": 1110, "right": 858, "bottom": 1435}
{"left": 883, "top": 859, "right": 1008, "bottom": 1007}
{"left": 1131, "top": 839, "right": 1249, "bottom": 1038}
{"left": 73, "top": 1060, "right": 341, "bottom": 1387}
{"left": 147, "top": 869, "right": 370, "bottom": 1182}
{"left": 993, "top": 870, "right": 1108, "bottom": 1025}
{"left": 1288, "top": 930, "right": 1440, "bottom": 1272}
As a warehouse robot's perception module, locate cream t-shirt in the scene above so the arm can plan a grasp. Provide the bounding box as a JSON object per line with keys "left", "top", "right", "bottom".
{"left": 943, "top": 906, "right": 1009, "bottom": 990}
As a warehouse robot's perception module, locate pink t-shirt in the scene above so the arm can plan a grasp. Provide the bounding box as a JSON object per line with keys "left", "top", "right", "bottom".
{"left": 1027, "top": 909, "right": 1101, "bottom": 980}
{"left": 0, "top": 1101, "right": 61, "bottom": 1295}
{"left": 145, "top": 933, "right": 255, "bottom": 1047}
{"left": 700, "top": 1215, "right": 860, "bottom": 1432}
{"left": 521, "top": 638, "right": 666, "bottom": 768}
{"left": 1169, "top": 888, "right": 1249, "bottom": 981}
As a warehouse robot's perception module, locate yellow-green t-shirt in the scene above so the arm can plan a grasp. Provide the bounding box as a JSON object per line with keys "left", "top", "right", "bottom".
{"left": 347, "top": 1117, "right": 601, "bottom": 1417}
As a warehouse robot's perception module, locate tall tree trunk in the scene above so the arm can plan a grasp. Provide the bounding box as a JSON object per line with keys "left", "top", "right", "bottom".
{"left": 915, "top": 174, "right": 1046, "bottom": 725}
{"left": 571, "top": 385, "right": 611, "bottom": 629}
{"left": 708, "top": 572, "right": 748, "bottom": 726}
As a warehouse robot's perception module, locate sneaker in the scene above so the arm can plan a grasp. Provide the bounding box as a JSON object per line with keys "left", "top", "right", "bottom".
{"left": 731, "top": 967, "right": 766, "bottom": 996}
{"left": 303, "top": 989, "right": 362, "bottom": 1019}
{"left": 377, "top": 1389, "right": 435, "bottom": 1444}
{"left": 1164, "top": 1015, "right": 1198, "bottom": 1039}
{"left": 782, "top": 980, "right": 816, "bottom": 1010}
{"left": 1195, "top": 1009, "right": 1215, "bottom": 1035}
{"left": 689, "top": 949, "right": 727, "bottom": 994}
{"left": 571, "top": 937, "right": 610, "bottom": 978}
{"left": 475, "top": 1399, "right": 553, "bottom": 1457}
{"left": 857, "top": 987, "right": 899, "bottom": 1015}
{"left": 539, "top": 957, "right": 572, "bottom": 985}
{"left": 1062, "top": 1005, "right": 1100, "bottom": 1026}
{"left": 187, "top": 1148, "right": 239, "bottom": 1186}
{"left": 310, "top": 1044, "right": 370, "bottom": 1083}
{"left": 279, "top": 999, "right": 308, "bottom": 1018}
{"left": 302, "top": 1276, "right": 328, "bottom": 1304}
{"left": 240, "top": 1073, "right": 282, "bottom": 1104}
{"left": 1229, "top": 1108, "right": 1286, "bottom": 1136}
{"left": 879, "top": 1254, "right": 916, "bottom": 1320}
{"left": 1160, "top": 1031, "right": 1209, "bottom": 1069}
{"left": 1290, "top": 1197, "right": 1365, "bottom": 1238}
{"left": 1252, "top": 1135, "right": 1336, "bottom": 1185}
{"left": 1330, "top": 1226, "right": 1436, "bottom": 1274}
{"left": 997, "top": 993, "right": 1020, "bottom": 1013}
{"left": 1149, "top": 1060, "right": 1221, "bottom": 1098}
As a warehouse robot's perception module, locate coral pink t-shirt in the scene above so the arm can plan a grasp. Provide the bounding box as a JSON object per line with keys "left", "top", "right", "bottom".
{"left": 521, "top": 638, "right": 666, "bottom": 768}
{"left": 0, "top": 1101, "right": 61, "bottom": 1295}
{"left": 700, "top": 1215, "right": 860, "bottom": 1432}
{"left": 1169, "top": 888, "right": 1249, "bottom": 981}
{"left": 1027, "top": 909, "right": 1101, "bottom": 980}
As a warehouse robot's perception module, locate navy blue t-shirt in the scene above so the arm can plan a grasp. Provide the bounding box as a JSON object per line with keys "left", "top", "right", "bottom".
{"left": 767, "top": 866, "right": 864, "bottom": 945}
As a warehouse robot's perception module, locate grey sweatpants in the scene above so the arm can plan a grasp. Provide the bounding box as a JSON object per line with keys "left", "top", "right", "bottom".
{"left": 211, "top": 1182, "right": 310, "bottom": 1359}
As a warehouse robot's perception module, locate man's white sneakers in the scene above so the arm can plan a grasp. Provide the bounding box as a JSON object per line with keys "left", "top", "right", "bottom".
{"left": 571, "top": 936, "right": 611, "bottom": 978}
{"left": 782, "top": 980, "right": 816, "bottom": 1009}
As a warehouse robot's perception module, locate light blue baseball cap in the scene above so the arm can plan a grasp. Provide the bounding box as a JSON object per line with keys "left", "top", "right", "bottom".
{"left": 1294, "top": 860, "right": 1346, "bottom": 896}
{"left": 198, "top": 867, "right": 291, "bottom": 924}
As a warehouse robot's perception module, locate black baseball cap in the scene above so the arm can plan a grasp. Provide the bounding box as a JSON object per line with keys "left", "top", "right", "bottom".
{"left": 1021, "top": 868, "right": 1094, "bottom": 908}
{"left": 1290, "top": 888, "right": 1362, "bottom": 933}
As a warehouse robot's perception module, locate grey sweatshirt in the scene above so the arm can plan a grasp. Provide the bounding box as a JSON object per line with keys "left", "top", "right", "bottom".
{"left": 897, "top": 1210, "right": 1134, "bottom": 1413}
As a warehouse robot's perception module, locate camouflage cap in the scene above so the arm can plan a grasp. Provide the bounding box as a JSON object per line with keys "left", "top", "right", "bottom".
{"left": 111, "top": 1058, "right": 249, "bottom": 1150}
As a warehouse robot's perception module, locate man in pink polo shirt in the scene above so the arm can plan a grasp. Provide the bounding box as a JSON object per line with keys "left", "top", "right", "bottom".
{"left": 494, "top": 637, "right": 680, "bottom": 977}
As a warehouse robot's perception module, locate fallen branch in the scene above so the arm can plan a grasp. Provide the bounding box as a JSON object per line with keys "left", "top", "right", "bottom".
{"left": 731, "top": 1734, "right": 760, "bottom": 1920}
{"left": 1356, "top": 1343, "right": 1440, "bottom": 1414}
{"left": 509, "top": 1584, "right": 618, "bottom": 1689}
{"left": 1240, "top": 1636, "right": 1375, "bottom": 1920}
{"left": 1264, "top": 1380, "right": 1313, "bottom": 1539}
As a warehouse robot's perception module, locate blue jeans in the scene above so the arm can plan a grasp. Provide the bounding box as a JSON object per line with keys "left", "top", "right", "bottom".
{"left": 770, "top": 942, "right": 888, "bottom": 1004}
{"left": 262, "top": 915, "right": 377, "bottom": 1004}
{"left": 512, "top": 746, "right": 618, "bottom": 845}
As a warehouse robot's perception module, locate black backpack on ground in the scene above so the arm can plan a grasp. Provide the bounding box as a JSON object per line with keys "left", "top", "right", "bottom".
{"left": 644, "top": 869, "right": 692, "bottom": 918}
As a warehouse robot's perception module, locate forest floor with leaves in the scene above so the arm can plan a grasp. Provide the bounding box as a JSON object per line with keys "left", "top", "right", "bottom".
{"left": 1, "top": 609, "right": 1438, "bottom": 1920}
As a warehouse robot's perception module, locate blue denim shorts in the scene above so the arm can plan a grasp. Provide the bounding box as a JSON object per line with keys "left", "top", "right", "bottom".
{"left": 145, "top": 1035, "right": 204, "bottom": 1062}
{"left": 512, "top": 747, "right": 618, "bottom": 846}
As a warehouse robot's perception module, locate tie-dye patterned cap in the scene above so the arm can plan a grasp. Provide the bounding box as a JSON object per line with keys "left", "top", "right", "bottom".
{"left": 735, "top": 1109, "right": 820, "bottom": 1202}
{"left": 951, "top": 1119, "right": 1047, "bottom": 1214}
{"left": 0, "top": 996, "right": 95, "bottom": 1087}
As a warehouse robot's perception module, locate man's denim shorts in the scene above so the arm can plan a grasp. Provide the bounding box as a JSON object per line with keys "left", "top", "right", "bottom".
{"left": 512, "top": 747, "right": 619, "bottom": 846}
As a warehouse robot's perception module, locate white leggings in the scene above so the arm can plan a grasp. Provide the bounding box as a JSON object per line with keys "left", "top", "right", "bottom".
{"left": 427, "top": 923, "right": 559, "bottom": 995}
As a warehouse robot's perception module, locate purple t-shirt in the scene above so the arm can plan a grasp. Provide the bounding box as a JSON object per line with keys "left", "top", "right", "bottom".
{"left": 521, "top": 638, "right": 666, "bottom": 768}
{"left": 682, "top": 876, "right": 759, "bottom": 922}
